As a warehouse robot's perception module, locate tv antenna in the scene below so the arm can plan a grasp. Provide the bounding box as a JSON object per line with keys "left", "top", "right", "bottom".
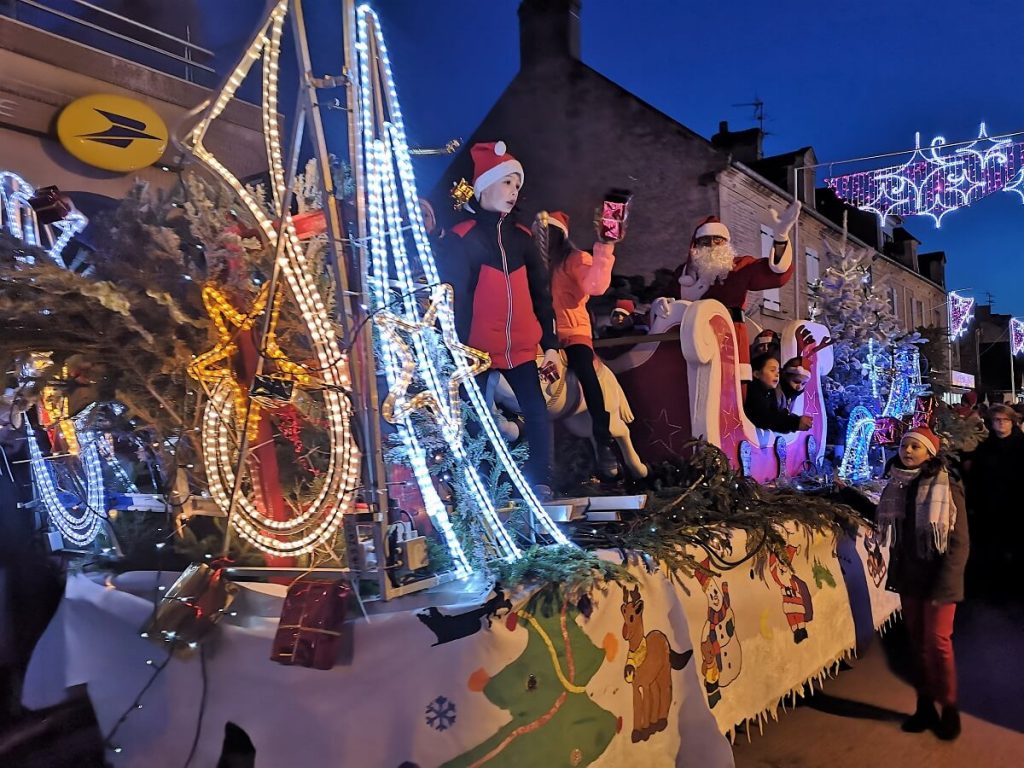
{"left": 733, "top": 96, "right": 769, "bottom": 135}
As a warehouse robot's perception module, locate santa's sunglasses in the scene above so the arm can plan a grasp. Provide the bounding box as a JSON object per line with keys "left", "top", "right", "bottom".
{"left": 694, "top": 235, "right": 728, "bottom": 247}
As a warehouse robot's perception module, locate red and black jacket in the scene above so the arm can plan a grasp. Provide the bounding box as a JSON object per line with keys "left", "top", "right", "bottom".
{"left": 439, "top": 209, "right": 557, "bottom": 370}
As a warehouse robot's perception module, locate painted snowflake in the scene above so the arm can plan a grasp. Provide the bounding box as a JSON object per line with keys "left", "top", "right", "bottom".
{"left": 425, "top": 695, "right": 457, "bottom": 731}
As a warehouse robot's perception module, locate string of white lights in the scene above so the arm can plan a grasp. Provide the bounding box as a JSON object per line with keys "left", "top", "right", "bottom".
{"left": 361, "top": 124, "right": 473, "bottom": 570}
{"left": 184, "top": 0, "right": 360, "bottom": 557}
{"left": 358, "top": 6, "right": 570, "bottom": 548}
{"left": 370, "top": 132, "right": 516, "bottom": 561}
{"left": 357, "top": 10, "right": 526, "bottom": 563}
{"left": 25, "top": 420, "right": 104, "bottom": 547}
{"left": 0, "top": 171, "right": 87, "bottom": 263}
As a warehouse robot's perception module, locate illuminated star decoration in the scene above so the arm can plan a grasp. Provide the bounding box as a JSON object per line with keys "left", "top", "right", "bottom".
{"left": 375, "top": 284, "right": 489, "bottom": 439}
{"left": 825, "top": 123, "right": 1024, "bottom": 228}
{"left": 948, "top": 291, "right": 975, "bottom": 341}
{"left": 1011, "top": 317, "right": 1024, "bottom": 357}
{"left": 188, "top": 283, "right": 311, "bottom": 441}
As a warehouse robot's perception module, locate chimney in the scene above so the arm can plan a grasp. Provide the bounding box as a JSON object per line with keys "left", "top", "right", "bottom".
{"left": 711, "top": 120, "right": 763, "bottom": 163}
{"left": 518, "top": 0, "right": 581, "bottom": 69}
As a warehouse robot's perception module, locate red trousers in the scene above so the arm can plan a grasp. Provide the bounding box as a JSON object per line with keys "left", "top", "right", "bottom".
{"left": 901, "top": 595, "right": 958, "bottom": 706}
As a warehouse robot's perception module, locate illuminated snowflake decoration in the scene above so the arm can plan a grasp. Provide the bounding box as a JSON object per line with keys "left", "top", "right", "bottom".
{"left": 825, "top": 124, "right": 1024, "bottom": 227}
{"left": 948, "top": 291, "right": 975, "bottom": 341}
{"left": 425, "top": 695, "right": 456, "bottom": 731}
{"left": 1011, "top": 317, "right": 1024, "bottom": 357}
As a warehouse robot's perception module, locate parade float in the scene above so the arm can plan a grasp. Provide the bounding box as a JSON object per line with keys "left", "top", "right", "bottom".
{"left": 3, "top": 2, "right": 917, "bottom": 766}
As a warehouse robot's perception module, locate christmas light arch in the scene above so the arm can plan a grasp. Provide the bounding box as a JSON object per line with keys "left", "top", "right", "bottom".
{"left": 825, "top": 124, "right": 1024, "bottom": 228}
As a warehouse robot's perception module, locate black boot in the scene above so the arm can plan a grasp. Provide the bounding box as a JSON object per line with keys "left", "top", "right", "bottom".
{"left": 935, "top": 705, "right": 961, "bottom": 740}
{"left": 901, "top": 696, "right": 938, "bottom": 733}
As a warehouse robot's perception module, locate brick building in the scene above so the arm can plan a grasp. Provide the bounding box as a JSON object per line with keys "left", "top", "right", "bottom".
{"left": 956, "top": 304, "right": 1021, "bottom": 403}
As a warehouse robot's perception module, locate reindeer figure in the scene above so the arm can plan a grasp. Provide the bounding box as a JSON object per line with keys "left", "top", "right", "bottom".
{"left": 620, "top": 585, "right": 693, "bottom": 742}
{"left": 492, "top": 351, "right": 648, "bottom": 479}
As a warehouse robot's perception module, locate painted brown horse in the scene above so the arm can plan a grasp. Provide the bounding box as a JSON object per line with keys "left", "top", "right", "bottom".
{"left": 620, "top": 586, "right": 693, "bottom": 742}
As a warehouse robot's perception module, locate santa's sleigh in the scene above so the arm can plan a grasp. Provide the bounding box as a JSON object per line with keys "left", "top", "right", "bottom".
{"left": 596, "top": 299, "right": 833, "bottom": 483}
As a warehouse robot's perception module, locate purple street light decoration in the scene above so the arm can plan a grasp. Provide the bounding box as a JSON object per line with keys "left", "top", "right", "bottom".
{"left": 824, "top": 124, "right": 1024, "bottom": 228}
{"left": 1011, "top": 317, "right": 1024, "bottom": 356}
{"left": 948, "top": 291, "right": 975, "bottom": 341}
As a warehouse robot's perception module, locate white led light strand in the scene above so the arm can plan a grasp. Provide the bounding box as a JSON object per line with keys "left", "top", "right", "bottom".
{"left": 357, "top": 6, "right": 569, "bottom": 549}
{"left": 357, "top": 11, "right": 524, "bottom": 563}
{"left": 25, "top": 420, "right": 104, "bottom": 547}
{"left": 184, "top": 0, "right": 361, "bottom": 557}
{"left": 0, "top": 171, "right": 87, "bottom": 264}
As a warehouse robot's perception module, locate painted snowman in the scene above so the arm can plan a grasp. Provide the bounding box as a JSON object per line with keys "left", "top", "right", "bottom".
{"left": 696, "top": 561, "right": 742, "bottom": 708}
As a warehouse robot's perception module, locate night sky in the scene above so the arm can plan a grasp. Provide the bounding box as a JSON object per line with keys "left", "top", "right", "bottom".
{"left": 199, "top": 0, "right": 1024, "bottom": 316}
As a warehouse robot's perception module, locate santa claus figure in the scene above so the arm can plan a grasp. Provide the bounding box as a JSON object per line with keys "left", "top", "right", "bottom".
{"left": 671, "top": 201, "right": 801, "bottom": 379}
{"left": 768, "top": 545, "right": 814, "bottom": 644}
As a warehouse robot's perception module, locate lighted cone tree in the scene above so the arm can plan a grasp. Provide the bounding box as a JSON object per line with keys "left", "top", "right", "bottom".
{"left": 354, "top": 6, "right": 569, "bottom": 570}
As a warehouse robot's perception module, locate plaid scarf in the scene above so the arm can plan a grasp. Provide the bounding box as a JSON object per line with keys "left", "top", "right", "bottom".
{"left": 877, "top": 465, "right": 955, "bottom": 558}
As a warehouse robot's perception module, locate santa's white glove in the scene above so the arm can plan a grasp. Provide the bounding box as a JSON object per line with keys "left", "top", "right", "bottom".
{"left": 652, "top": 297, "right": 675, "bottom": 319}
{"left": 768, "top": 200, "right": 801, "bottom": 241}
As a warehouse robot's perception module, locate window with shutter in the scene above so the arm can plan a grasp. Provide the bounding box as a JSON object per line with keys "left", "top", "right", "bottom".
{"left": 759, "top": 225, "right": 781, "bottom": 312}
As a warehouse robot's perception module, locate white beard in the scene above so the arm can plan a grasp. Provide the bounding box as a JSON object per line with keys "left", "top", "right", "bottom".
{"left": 678, "top": 243, "right": 736, "bottom": 301}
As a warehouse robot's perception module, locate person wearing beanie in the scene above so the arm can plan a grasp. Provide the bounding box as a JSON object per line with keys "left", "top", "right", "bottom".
{"left": 878, "top": 426, "right": 969, "bottom": 741}
{"left": 438, "top": 141, "right": 559, "bottom": 494}
{"left": 535, "top": 209, "right": 619, "bottom": 477}
{"left": 743, "top": 353, "right": 812, "bottom": 434}
{"left": 751, "top": 329, "right": 780, "bottom": 360}
{"left": 669, "top": 201, "right": 800, "bottom": 380}
{"left": 963, "top": 402, "right": 1024, "bottom": 596}
{"left": 779, "top": 356, "right": 811, "bottom": 411}
{"left": 602, "top": 299, "right": 649, "bottom": 339}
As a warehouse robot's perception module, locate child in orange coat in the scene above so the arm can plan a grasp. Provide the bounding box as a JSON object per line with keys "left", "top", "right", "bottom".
{"left": 535, "top": 211, "right": 618, "bottom": 476}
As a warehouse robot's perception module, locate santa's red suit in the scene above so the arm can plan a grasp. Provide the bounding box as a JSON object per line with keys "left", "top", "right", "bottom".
{"left": 674, "top": 215, "right": 794, "bottom": 379}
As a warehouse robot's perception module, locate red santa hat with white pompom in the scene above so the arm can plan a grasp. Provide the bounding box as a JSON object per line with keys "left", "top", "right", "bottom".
{"left": 691, "top": 216, "right": 731, "bottom": 246}
{"left": 471, "top": 141, "right": 524, "bottom": 199}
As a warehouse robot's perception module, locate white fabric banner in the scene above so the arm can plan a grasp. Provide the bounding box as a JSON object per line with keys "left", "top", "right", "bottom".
{"left": 23, "top": 524, "right": 894, "bottom": 767}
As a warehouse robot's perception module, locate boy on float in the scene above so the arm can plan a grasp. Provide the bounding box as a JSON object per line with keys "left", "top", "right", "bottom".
{"left": 743, "top": 354, "right": 812, "bottom": 434}
{"left": 439, "top": 141, "right": 559, "bottom": 498}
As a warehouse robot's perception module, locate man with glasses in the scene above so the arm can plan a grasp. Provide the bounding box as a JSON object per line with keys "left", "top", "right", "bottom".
{"left": 662, "top": 201, "right": 800, "bottom": 381}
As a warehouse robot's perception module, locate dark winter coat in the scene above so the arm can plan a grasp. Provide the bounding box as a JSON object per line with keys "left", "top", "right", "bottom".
{"left": 885, "top": 464, "right": 970, "bottom": 604}
{"left": 743, "top": 378, "right": 801, "bottom": 433}
{"left": 438, "top": 208, "right": 557, "bottom": 370}
{"left": 966, "top": 429, "right": 1024, "bottom": 517}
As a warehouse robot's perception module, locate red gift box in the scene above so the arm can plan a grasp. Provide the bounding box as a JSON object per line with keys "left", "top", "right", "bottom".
{"left": 271, "top": 580, "right": 350, "bottom": 670}
{"left": 872, "top": 416, "right": 903, "bottom": 446}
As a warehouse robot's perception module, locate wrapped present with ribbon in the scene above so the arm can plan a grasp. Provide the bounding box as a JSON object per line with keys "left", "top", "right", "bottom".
{"left": 912, "top": 395, "right": 935, "bottom": 428}
{"left": 142, "top": 563, "right": 239, "bottom": 657}
{"left": 872, "top": 416, "right": 903, "bottom": 446}
{"left": 271, "top": 579, "right": 350, "bottom": 670}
